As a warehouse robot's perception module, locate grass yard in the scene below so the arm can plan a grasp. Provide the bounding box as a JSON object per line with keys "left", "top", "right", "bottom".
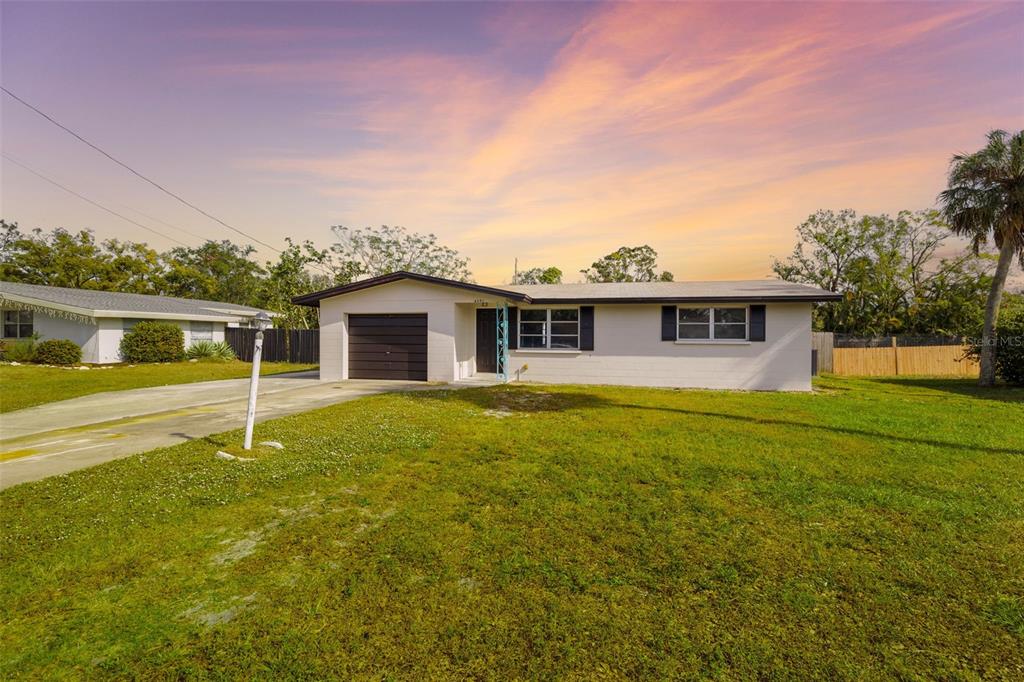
{"left": 1, "top": 377, "right": 1022, "bottom": 678}
{"left": 0, "top": 361, "right": 317, "bottom": 413}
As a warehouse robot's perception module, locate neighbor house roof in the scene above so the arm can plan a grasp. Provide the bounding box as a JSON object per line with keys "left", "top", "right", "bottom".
{"left": 292, "top": 271, "right": 841, "bottom": 306}
{"left": 0, "top": 281, "right": 271, "bottom": 323}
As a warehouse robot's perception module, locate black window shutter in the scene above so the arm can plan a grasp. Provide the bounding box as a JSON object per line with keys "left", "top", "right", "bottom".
{"left": 580, "top": 306, "right": 594, "bottom": 350}
{"left": 507, "top": 306, "right": 518, "bottom": 349}
{"left": 749, "top": 305, "right": 766, "bottom": 342}
{"left": 661, "top": 305, "right": 676, "bottom": 341}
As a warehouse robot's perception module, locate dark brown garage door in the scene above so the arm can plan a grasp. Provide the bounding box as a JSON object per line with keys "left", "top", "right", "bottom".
{"left": 348, "top": 314, "right": 427, "bottom": 380}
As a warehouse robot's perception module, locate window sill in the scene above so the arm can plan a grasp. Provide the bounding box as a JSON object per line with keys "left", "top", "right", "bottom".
{"left": 674, "top": 340, "right": 751, "bottom": 345}
{"left": 512, "top": 349, "right": 583, "bottom": 354}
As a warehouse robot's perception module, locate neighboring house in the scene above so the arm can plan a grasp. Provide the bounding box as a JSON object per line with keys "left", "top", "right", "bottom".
{"left": 0, "top": 281, "right": 271, "bottom": 363}
{"left": 293, "top": 271, "right": 841, "bottom": 391}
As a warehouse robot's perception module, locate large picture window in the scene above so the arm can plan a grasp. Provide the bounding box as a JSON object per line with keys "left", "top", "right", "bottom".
{"left": 191, "top": 321, "right": 214, "bottom": 341}
{"left": 3, "top": 310, "right": 33, "bottom": 338}
{"left": 677, "top": 307, "right": 747, "bottom": 341}
{"left": 519, "top": 308, "right": 579, "bottom": 349}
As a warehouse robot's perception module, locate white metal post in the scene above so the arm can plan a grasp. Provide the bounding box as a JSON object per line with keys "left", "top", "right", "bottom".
{"left": 243, "top": 328, "right": 265, "bottom": 450}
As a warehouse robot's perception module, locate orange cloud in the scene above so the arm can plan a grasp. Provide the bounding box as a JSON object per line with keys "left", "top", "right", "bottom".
{"left": 223, "top": 2, "right": 1020, "bottom": 283}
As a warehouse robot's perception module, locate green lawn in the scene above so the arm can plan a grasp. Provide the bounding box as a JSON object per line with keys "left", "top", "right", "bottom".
{"left": 1, "top": 377, "right": 1022, "bottom": 678}
{"left": 0, "top": 361, "right": 317, "bottom": 413}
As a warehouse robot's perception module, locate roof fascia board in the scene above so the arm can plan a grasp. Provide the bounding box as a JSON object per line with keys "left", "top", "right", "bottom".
{"left": 94, "top": 311, "right": 254, "bottom": 322}
{"left": 292, "top": 271, "right": 530, "bottom": 306}
{"left": 0, "top": 292, "right": 97, "bottom": 320}
{"left": 527, "top": 294, "right": 843, "bottom": 304}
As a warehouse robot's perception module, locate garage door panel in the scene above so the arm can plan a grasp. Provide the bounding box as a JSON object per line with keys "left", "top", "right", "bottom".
{"left": 349, "top": 334, "right": 428, "bottom": 346}
{"left": 350, "top": 368, "right": 428, "bottom": 380}
{"left": 349, "top": 360, "right": 427, "bottom": 371}
{"left": 348, "top": 316, "right": 426, "bottom": 328}
{"left": 350, "top": 350, "right": 427, "bottom": 362}
{"left": 348, "top": 314, "right": 428, "bottom": 381}
{"left": 348, "top": 323, "right": 423, "bottom": 333}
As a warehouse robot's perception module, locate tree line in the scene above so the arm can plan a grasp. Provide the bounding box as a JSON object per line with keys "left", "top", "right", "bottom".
{"left": 0, "top": 209, "right": 1014, "bottom": 339}
{"left": 0, "top": 220, "right": 679, "bottom": 328}
{"left": 3, "top": 129, "right": 1020, "bottom": 384}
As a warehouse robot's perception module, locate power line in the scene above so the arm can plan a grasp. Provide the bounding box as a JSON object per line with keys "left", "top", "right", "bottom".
{"left": 2, "top": 152, "right": 190, "bottom": 247}
{"left": 4, "top": 87, "right": 279, "bottom": 253}
{"left": 2, "top": 86, "right": 337, "bottom": 278}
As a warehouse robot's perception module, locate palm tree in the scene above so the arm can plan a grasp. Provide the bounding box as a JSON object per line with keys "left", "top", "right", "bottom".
{"left": 939, "top": 129, "right": 1024, "bottom": 386}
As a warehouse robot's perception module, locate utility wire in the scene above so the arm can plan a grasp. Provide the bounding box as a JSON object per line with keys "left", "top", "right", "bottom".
{"left": 2, "top": 152, "right": 191, "bottom": 247}
{"left": 2, "top": 86, "right": 337, "bottom": 278}
{"left": 1, "top": 86, "right": 277, "bottom": 251}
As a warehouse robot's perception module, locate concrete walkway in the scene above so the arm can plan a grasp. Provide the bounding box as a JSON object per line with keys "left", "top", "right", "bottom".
{"left": 0, "top": 373, "right": 439, "bottom": 490}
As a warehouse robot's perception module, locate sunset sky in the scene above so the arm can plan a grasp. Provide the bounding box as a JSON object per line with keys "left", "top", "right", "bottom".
{"left": 1, "top": 1, "right": 1021, "bottom": 284}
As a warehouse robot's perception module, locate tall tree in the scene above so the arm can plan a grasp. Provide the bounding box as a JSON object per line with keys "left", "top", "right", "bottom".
{"left": 160, "top": 240, "right": 266, "bottom": 305}
{"left": 581, "top": 245, "right": 673, "bottom": 283}
{"left": 773, "top": 209, "right": 991, "bottom": 336}
{"left": 257, "top": 238, "right": 333, "bottom": 329}
{"left": 0, "top": 221, "right": 161, "bottom": 292}
{"left": 330, "top": 225, "right": 471, "bottom": 281}
{"left": 939, "top": 129, "right": 1024, "bottom": 386}
{"left": 515, "top": 266, "right": 563, "bottom": 284}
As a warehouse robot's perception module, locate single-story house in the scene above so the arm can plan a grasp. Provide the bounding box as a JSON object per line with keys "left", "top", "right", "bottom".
{"left": 293, "top": 271, "right": 841, "bottom": 391}
{"left": 0, "top": 281, "right": 271, "bottom": 364}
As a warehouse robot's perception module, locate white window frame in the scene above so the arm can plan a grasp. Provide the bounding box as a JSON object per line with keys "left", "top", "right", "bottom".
{"left": 676, "top": 305, "right": 749, "bottom": 343}
{"left": 518, "top": 307, "right": 580, "bottom": 350}
{"left": 2, "top": 309, "right": 33, "bottom": 338}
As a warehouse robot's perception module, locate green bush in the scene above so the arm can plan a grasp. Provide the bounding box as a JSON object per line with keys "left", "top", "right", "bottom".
{"left": 993, "top": 311, "right": 1024, "bottom": 385}
{"left": 2, "top": 333, "right": 40, "bottom": 362}
{"left": 968, "top": 309, "right": 1024, "bottom": 385}
{"left": 185, "top": 340, "right": 236, "bottom": 361}
{"left": 120, "top": 322, "right": 184, "bottom": 363}
{"left": 33, "top": 339, "right": 82, "bottom": 365}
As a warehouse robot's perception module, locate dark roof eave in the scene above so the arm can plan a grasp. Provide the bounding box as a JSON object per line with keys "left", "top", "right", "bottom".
{"left": 291, "top": 270, "right": 842, "bottom": 307}
{"left": 291, "top": 271, "right": 529, "bottom": 307}
{"left": 528, "top": 294, "right": 843, "bottom": 304}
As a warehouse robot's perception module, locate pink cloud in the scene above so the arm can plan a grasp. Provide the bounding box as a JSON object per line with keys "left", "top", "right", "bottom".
{"left": 222, "top": 2, "right": 1020, "bottom": 282}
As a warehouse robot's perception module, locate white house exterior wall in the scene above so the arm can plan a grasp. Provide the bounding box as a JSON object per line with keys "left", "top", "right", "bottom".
{"left": 18, "top": 315, "right": 228, "bottom": 364}
{"left": 315, "top": 280, "right": 814, "bottom": 391}
{"left": 318, "top": 280, "right": 484, "bottom": 382}
{"left": 99, "top": 319, "right": 226, "bottom": 364}
{"left": 510, "top": 302, "right": 812, "bottom": 391}
{"left": 27, "top": 311, "right": 101, "bottom": 363}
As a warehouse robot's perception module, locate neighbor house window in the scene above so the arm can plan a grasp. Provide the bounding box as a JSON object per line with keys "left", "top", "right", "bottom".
{"left": 519, "top": 308, "right": 579, "bottom": 349}
{"left": 677, "top": 307, "right": 747, "bottom": 340}
{"left": 191, "top": 321, "right": 213, "bottom": 341}
{"left": 3, "top": 310, "right": 33, "bottom": 338}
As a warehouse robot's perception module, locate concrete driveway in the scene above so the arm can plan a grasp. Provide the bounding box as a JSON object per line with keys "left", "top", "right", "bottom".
{"left": 0, "top": 372, "right": 436, "bottom": 490}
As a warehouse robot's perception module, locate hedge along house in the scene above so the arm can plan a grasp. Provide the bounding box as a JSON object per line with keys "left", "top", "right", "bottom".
{"left": 293, "top": 271, "right": 841, "bottom": 391}
{"left": 0, "top": 281, "right": 272, "bottom": 364}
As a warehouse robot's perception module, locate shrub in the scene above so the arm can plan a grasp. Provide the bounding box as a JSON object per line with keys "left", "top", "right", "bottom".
{"left": 120, "top": 322, "right": 184, "bottom": 363}
{"left": 33, "top": 339, "right": 82, "bottom": 365}
{"left": 967, "top": 309, "right": 1024, "bottom": 385}
{"left": 2, "top": 333, "right": 40, "bottom": 362}
{"left": 186, "top": 340, "right": 236, "bottom": 361}
{"left": 993, "top": 311, "right": 1024, "bottom": 385}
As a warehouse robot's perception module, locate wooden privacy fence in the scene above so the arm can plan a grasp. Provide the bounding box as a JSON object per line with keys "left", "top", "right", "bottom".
{"left": 226, "top": 328, "right": 319, "bottom": 364}
{"left": 824, "top": 334, "right": 978, "bottom": 377}
{"left": 811, "top": 332, "right": 834, "bottom": 373}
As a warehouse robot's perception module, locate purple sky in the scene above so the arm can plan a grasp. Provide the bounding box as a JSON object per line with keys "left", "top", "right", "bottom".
{"left": 2, "top": 1, "right": 1022, "bottom": 283}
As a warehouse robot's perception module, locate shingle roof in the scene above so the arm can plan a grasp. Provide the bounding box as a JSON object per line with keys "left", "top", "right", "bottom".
{"left": 292, "top": 271, "right": 841, "bottom": 305}
{"left": 504, "top": 279, "right": 841, "bottom": 302}
{"left": 0, "top": 281, "right": 269, "bottom": 320}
